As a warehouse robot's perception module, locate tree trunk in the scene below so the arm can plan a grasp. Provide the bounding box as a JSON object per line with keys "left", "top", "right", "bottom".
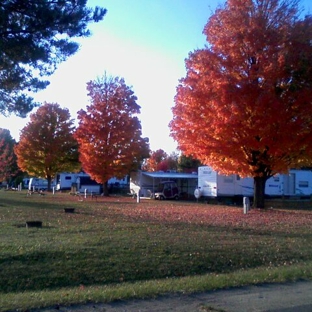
{"left": 47, "top": 175, "right": 52, "bottom": 192}
{"left": 102, "top": 180, "right": 109, "bottom": 196}
{"left": 253, "top": 176, "right": 267, "bottom": 208}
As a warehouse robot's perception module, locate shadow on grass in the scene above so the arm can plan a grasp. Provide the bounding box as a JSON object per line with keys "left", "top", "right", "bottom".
{"left": 1, "top": 193, "right": 140, "bottom": 211}
{"left": 1, "top": 193, "right": 312, "bottom": 296}
{"left": 0, "top": 195, "right": 68, "bottom": 211}
{"left": 1, "top": 227, "right": 312, "bottom": 294}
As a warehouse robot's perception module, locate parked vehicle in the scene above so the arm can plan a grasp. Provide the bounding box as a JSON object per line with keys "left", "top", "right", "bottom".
{"left": 264, "top": 170, "right": 312, "bottom": 197}
{"left": 197, "top": 166, "right": 312, "bottom": 199}
{"left": 26, "top": 177, "right": 52, "bottom": 191}
{"left": 154, "top": 181, "right": 179, "bottom": 200}
{"left": 54, "top": 172, "right": 128, "bottom": 194}
{"left": 54, "top": 172, "right": 89, "bottom": 191}
{"left": 197, "top": 166, "right": 253, "bottom": 198}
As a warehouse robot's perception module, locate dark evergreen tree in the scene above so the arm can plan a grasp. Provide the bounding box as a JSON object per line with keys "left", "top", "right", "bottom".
{"left": 0, "top": 0, "right": 106, "bottom": 117}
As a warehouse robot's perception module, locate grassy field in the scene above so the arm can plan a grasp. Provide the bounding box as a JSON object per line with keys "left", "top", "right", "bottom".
{"left": 1, "top": 190, "right": 312, "bottom": 311}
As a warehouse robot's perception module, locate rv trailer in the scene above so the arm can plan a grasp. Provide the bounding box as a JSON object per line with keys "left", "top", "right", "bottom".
{"left": 197, "top": 166, "right": 254, "bottom": 198}
{"left": 266, "top": 170, "right": 312, "bottom": 197}
{"left": 197, "top": 166, "right": 312, "bottom": 199}
{"left": 54, "top": 172, "right": 90, "bottom": 191}
{"left": 55, "top": 172, "right": 128, "bottom": 194}
{"left": 25, "top": 177, "right": 54, "bottom": 191}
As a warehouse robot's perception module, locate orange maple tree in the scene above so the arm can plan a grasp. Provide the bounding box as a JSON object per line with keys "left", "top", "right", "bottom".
{"left": 14, "top": 103, "right": 79, "bottom": 190}
{"left": 75, "top": 74, "right": 150, "bottom": 195}
{"left": 170, "top": 0, "right": 312, "bottom": 208}
{"left": 0, "top": 128, "right": 17, "bottom": 183}
{"left": 142, "top": 149, "right": 169, "bottom": 172}
{"left": 142, "top": 149, "right": 179, "bottom": 172}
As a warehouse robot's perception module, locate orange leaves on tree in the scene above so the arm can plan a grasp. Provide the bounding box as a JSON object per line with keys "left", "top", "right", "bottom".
{"left": 142, "top": 150, "right": 199, "bottom": 173}
{"left": 74, "top": 74, "right": 149, "bottom": 195}
{"left": 14, "top": 103, "right": 79, "bottom": 189}
{"left": 142, "top": 149, "right": 172, "bottom": 172}
{"left": 0, "top": 128, "right": 17, "bottom": 182}
{"left": 169, "top": 0, "right": 312, "bottom": 208}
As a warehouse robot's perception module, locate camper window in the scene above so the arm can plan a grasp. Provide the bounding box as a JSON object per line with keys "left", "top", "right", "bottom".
{"left": 65, "top": 176, "right": 71, "bottom": 180}
{"left": 299, "top": 181, "right": 309, "bottom": 188}
{"left": 224, "top": 176, "right": 234, "bottom": 183}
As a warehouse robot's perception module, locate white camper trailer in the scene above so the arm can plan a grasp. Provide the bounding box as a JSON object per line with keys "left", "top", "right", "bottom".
{"left": 197, "top": 166, "right": 254, "bottom": 198}
{"left": 54, "top": 172, "right": 89, "bottom": 191}
{"left": 197, "top": 166, "right": 312, "bottom": 198}
{"left": 54, "top": 172, "right": 128, "bottom": 193}
{"left": 267, "top": 170, "right": 312, "bottom": 197}
{"left": 26, "top": 177, "right": 53, "bottom": 191}
{"left": 265, "top": 174, "right": 283, "bottom": 196}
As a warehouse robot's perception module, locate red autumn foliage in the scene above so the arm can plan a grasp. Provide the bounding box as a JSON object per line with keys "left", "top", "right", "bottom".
{"left": 75, "top": 75, "right": 149, "bottom": 195}
{"left": 14, "top": 103, "right": 79, "bottom": 189}
{"left": 142, "top": 149, "right": 186, "bottom": 172}
{"left": 142, "top": 149, "right": 170, "bottom": 172}
{"left": 170, "top": 0, "right": 312, "bottom": 208}
{"left": 0, "top": 128, "right": 17, "bottom": 182}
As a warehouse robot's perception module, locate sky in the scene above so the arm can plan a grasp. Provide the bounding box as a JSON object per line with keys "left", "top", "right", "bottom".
{"left": 0, "top": 0, "right": 311, "bottom": 154}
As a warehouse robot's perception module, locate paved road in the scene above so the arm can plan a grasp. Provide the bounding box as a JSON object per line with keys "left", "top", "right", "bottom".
{"left": 36, "top": 280, "right": 312, "bottom": 312}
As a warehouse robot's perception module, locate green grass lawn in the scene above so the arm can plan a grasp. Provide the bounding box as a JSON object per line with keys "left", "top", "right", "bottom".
{"left": 1, "top": 190, "right": 312, "bottom": 311}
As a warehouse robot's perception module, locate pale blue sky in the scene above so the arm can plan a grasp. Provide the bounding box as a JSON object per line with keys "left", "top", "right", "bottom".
{"left": 1, "top": 0, "right": 311, "bottom": 153}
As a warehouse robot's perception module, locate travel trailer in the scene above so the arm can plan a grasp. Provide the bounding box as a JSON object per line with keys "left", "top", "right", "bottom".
{"left": 24, "top": 175, "right": 86, "bottom": 191}
{"left": 54, "top": 172, "right": 89, "bottom": 191}
{"left": 55, "top": 172, "right": 128, "bottom": 194}
{"left": 24, "top": 177, "right": 55, "bottom": 191}
{"left": 265, "top": 169, "right": 312, "bottom": 197}
{"left": 23, "top": 173, "right": 128, "bottom": 194}
{"left": 197, "top": 166, "right": 254, "bottom": 198}
{"left": 197, "top": 166, "right": 312, "bottom": 199}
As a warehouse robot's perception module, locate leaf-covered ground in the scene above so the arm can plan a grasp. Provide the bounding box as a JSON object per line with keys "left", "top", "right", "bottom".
{"left": 1, "top": 192, "right": 312, "bottom": 295}
{"left": 111, "top": 198, "right": 312, "bottom": 230}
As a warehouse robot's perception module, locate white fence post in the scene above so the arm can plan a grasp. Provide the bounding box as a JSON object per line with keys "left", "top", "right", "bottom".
{"left": 243, "top": 197, "right": 250, "bottom": 214}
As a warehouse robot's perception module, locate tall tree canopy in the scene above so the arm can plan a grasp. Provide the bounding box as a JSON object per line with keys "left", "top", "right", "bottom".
{"left": 14, "top": 103, "right": 79, "bottom": 190}
{"left": 178, "top": 154, "right": 202, "bottom": 173}
{"left": 75, "top": 74, "right": 150, "bottom": 196}
{"left": 142, "top": 149, "right": 169, "bottom": 172}
{"left": 0, "top": 0, "right": 106, "bottom": 117}
{"left": 0, "top": 128, "right": 17, "bottom": 183}
{"left": 170, "top": 0, "right": 312, "bottom": 208}
{"left": 142, "top": 149, "right": 179, "bottom": 172}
